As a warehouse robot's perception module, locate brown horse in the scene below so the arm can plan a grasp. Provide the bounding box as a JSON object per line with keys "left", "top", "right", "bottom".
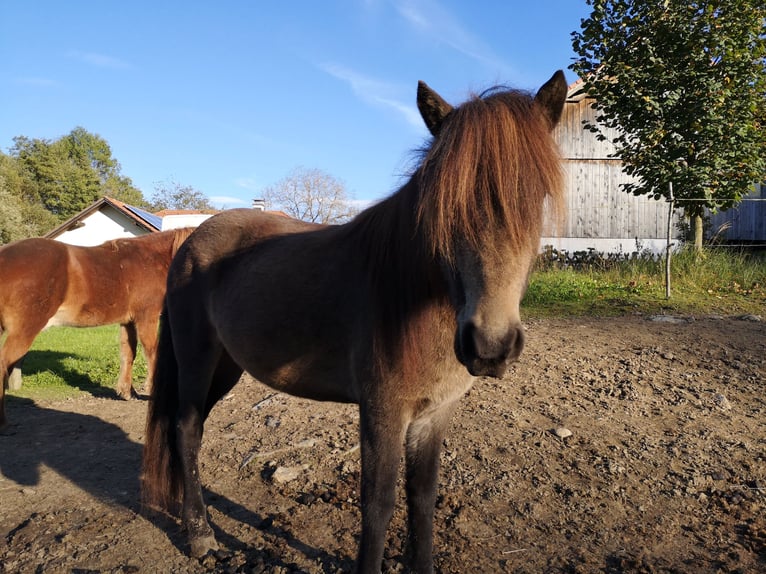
{"left": 142, "top": 71, "right": 567, "bottom": 573}
{"left": 0, "top": 228, "right": 194, "bottom": 427}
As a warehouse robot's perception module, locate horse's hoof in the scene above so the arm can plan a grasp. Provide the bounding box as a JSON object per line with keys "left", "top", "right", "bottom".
{"left": 116, "top": 388, "right": 138, "bottom": 401}
{"left": 190, "top": 535, "right": 219, "bottom": 559}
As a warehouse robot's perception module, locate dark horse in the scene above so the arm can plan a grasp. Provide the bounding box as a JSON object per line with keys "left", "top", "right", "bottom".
{"left": 0, "top": 228, "right": 194, "bottom": 427}
{"left": 143, "top": 71, "right": 567, "bottom": 573}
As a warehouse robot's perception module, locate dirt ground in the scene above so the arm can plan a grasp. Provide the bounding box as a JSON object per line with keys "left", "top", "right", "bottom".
{"left": 1, "top": 315, "right": 764, "bottom": 574}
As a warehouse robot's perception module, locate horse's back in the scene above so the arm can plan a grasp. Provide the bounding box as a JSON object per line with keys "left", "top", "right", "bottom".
{"left": 167, "top": 209, "right": 368, "bottom": 401}
{"left": 174, "top": 209, "right": 318, "bottom": 267}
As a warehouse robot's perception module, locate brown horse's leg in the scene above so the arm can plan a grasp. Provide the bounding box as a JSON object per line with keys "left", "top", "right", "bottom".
{"left": 356, "top": 401, "right": 408, "bottom": 572}
{"left": 177, "top": 399, "right": 218, "bottom": 557}
{"left": 404, "top": 402, "right": 459, "bottom": 574}
{"left": 134, "top": 315, "right": 159, "bottom": 396}
{"left": 177, "top": 350, "right": 241, "bottom": 557}
{"left": 2, "top": 334, "right": 38, "bottom": 393}
{"left": 117, "top": 323, "right": 138, "bottom": 400}
{"left": 7, "top": 356, "right": 25, "bottom": 391}
{"left": 0, "top": 330, "right": 42, "bottom": 428}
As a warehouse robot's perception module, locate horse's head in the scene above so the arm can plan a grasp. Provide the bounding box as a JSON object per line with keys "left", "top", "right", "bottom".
{"left": 416, "top": 71, "right": 567, "bottom": 378}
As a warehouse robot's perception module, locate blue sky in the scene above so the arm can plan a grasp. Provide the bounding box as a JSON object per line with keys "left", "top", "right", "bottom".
{"left": 1, "top": 1, "right": 590, "bottom": 208}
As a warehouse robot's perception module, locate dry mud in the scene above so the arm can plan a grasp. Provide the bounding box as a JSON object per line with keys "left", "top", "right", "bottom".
{"left": 1, "top": 315, "right": 764, "bottom": 573}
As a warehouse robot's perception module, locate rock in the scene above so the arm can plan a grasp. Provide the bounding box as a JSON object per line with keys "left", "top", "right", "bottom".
{"left": 554, "top": 427, "right": 573, "bottom": 439}
{"left": 713, "top": 393, "right": 732, "bottom": 411}
{"left": 264, "top": 415, "right": 280, "bottom": 428}
{"left": 647, "top": 315, "right": 688, "bottom": 324}
{"left": 272, "top": 464, "right": 309, "bottom": 484}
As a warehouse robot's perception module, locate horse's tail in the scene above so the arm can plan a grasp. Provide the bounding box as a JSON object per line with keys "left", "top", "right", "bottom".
{"left": 0, "top": 357, "right": 6, "bottom": 429}
{"left": 141, "top": 305, "right": 183, "bottom": 513}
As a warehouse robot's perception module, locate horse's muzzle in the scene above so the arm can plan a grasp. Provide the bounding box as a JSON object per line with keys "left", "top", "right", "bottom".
{"left": 455, "top": 321, "right": 525, "bottom": 378}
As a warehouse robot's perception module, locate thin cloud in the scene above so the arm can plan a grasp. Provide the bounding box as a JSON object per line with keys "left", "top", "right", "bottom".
{"left": 67, "top": 50, "right": 132, "bottom": 70}
{"left": 393, "top": 0, "right": 514, "bottom": 75}
{"left": 14, "top": 77, "right": 59, "bottom": 88}
{"left": 234, "top": 177, "right": 260, "bottom": 191}
{"left": 320, "top": 63, "right": 423, "bottom": 129}
{"left": 210, "top": 195, "right": 248, "bottom": 207}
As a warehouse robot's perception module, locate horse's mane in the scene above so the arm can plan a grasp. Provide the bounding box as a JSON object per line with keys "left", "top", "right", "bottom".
{"left": 415, "top": 87, "right": 564, "bottom": 261}
{"left": 344, "top": 86, "right": 565, "bottom": 377}
{"left": 104, "top": 227, "right": 195, "bottom": 258}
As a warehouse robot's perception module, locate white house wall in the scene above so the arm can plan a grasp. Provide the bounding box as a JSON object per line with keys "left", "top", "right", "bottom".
{"left": 161, "top": 214, "right": 212, "bottom": 230}
{"left": 54, "top": 209, "right": 150, "bottom": 246}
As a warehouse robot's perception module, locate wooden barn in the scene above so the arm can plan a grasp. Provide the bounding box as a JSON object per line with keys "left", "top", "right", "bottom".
{"left": 709, "top": 182, "right": 766, "bottom": 245}
{"left": 546, "top": 79, "right": 764, "bottom": 253}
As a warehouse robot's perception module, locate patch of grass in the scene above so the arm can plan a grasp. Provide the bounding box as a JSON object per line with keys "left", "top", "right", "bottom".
{"left": 524, "top": 247, "right": 766, "bottom": 318}
{"left": 8, "top": 325, "right": 148, "bottom": 402}
{"left": 4, "top": 248, "right": 764, "bottom": 403}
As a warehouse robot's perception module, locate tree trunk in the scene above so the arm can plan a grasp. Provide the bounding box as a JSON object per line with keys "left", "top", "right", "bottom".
{"left": 693, "top": 213, "right": 703, "bottom": 252}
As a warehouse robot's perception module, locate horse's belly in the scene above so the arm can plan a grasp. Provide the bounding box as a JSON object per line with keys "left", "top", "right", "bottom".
{"left": 44, "top": 304, "right": 121, "bottom": 329}
{"left": 249, "top": 362, "right": 357, "bottom": 404}
{"left": 44, "top": 306, "right": 79, "bottom": 329}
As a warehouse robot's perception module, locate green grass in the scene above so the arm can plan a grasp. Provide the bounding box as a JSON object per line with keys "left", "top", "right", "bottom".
{"left": 4, "top": 248, "right": 764, "bottom": 403}
{"left": 7, "top": 324, "right": 147, "bottom": 402}
{"left": 523, "top": 247, "right": 766, "bottom": 317}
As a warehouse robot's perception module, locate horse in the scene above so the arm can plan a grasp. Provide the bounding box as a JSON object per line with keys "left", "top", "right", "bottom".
{"left": 142, "top": 70, "right": 567, "bottom": 573}
{"left": 0, "top": 227, "right": 194, "bottom": 428}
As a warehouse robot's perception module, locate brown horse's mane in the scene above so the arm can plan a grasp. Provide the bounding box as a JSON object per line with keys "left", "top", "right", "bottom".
{"left": 103, "top": 227, "right": 195, "bottom": 258}
{"left": 343, "top": 86, "right": 565, "bottom": 377}
{"left": 416, "top": 87, "right": 565, "bottom": 261}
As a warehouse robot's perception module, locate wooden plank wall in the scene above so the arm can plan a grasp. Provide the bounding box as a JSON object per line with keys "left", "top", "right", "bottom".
{"left": 552, "top": 96, "right": 682, "bottom": 240}
{"left": 554, "top": 94, "right": 763, "bottom": 244}
{"left": 708, "top": 183, "right": 766, "bottom": 243}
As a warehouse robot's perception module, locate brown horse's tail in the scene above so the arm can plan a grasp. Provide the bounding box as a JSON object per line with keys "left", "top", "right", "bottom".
{"left": 141, "top": 305, "right": 183, "bottom": 513}
{"left": 0, "top": 320, "right": 7, "bottom": 428}
{"left": 0, "top": 359, "right": 6, "bottom": 429}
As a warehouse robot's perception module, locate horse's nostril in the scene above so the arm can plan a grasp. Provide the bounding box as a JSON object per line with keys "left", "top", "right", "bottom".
{"left": 461, "top": 322, "right": 525, "bottom": 362}
{"left": 506, "top": 324, "right": 525, "bottom": 360}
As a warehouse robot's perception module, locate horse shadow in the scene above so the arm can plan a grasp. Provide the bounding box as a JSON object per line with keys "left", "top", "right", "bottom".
{"left": 0, "top": 397, "right": 352, "bottom": 572}
{"left": 0, "top": 396, "right": 143, "bottom": 508}
{"left": 200, "top": 489, "right": 355, "bottom": 573}
{"left": 19, "top": 350, "right": 143, "bottom": 399}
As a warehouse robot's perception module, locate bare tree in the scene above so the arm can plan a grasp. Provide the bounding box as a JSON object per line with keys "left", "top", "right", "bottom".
{"left": 263, "top": 167, "right": 357, "bottom": 224}
{"left": 150, "top": 180, "right": 214, "bottom": 211}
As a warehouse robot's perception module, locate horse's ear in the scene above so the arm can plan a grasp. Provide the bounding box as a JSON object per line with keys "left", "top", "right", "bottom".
{"left": 534, "top": 70, "right": 567, "bottom": 129}
{"left": 417, "top": 81, "right": 453, "bottom": 136}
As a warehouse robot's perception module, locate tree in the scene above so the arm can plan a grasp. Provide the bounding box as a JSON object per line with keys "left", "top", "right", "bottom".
{"left": 571, "top": 0, "right": 766, "bottom": 249}
{"left": 150, "top": 180, "right": 214, "bottom": 211}
{"left": 0, "top": 152, "right": 59, "bottom": 243}
{"left": 9, "top": 127, "right": 146, "bottom": 219}
{"left": 262, "top": 167, "right": 357, "bottom": 224}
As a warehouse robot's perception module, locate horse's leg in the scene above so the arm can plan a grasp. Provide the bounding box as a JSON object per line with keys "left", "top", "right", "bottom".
{"left": 403, "top": 402, "right": 458, "bottom": 574}
{"left": 0, "top": 329, "right": 42, "bottom": 428}
{"left": 356, "top": 400, "right": 408, "bottom": 573}
{"left": 7, "top": 355, "right": 25, "bottom": 391}
{"left": 116, "top": 323, "right": 138, "bottom": 400}
{"left": 1, "top": 328, "right": 41, "bottom": 391}
{"left": 177, "top": 348, "right": 242, "bottom": 558}
{"left": 134, "top": 315, "right": 159, "bottom": 396}
{"left": 176, "top": 396, "right": 216, "bottom": 557}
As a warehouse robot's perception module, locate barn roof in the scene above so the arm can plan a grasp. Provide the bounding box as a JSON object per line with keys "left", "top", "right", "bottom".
{"left": 565, "top": 78, "right": 589, "bottom": 103}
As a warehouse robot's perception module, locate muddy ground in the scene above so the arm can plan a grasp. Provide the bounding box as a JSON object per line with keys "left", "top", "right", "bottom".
{"left": 0, "top": 315, "right": 764, "bottom": 574}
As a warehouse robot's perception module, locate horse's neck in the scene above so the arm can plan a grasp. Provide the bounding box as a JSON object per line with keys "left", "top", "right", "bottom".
{"left": 347, "top": 178, "right": 447, "bottom": 310}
